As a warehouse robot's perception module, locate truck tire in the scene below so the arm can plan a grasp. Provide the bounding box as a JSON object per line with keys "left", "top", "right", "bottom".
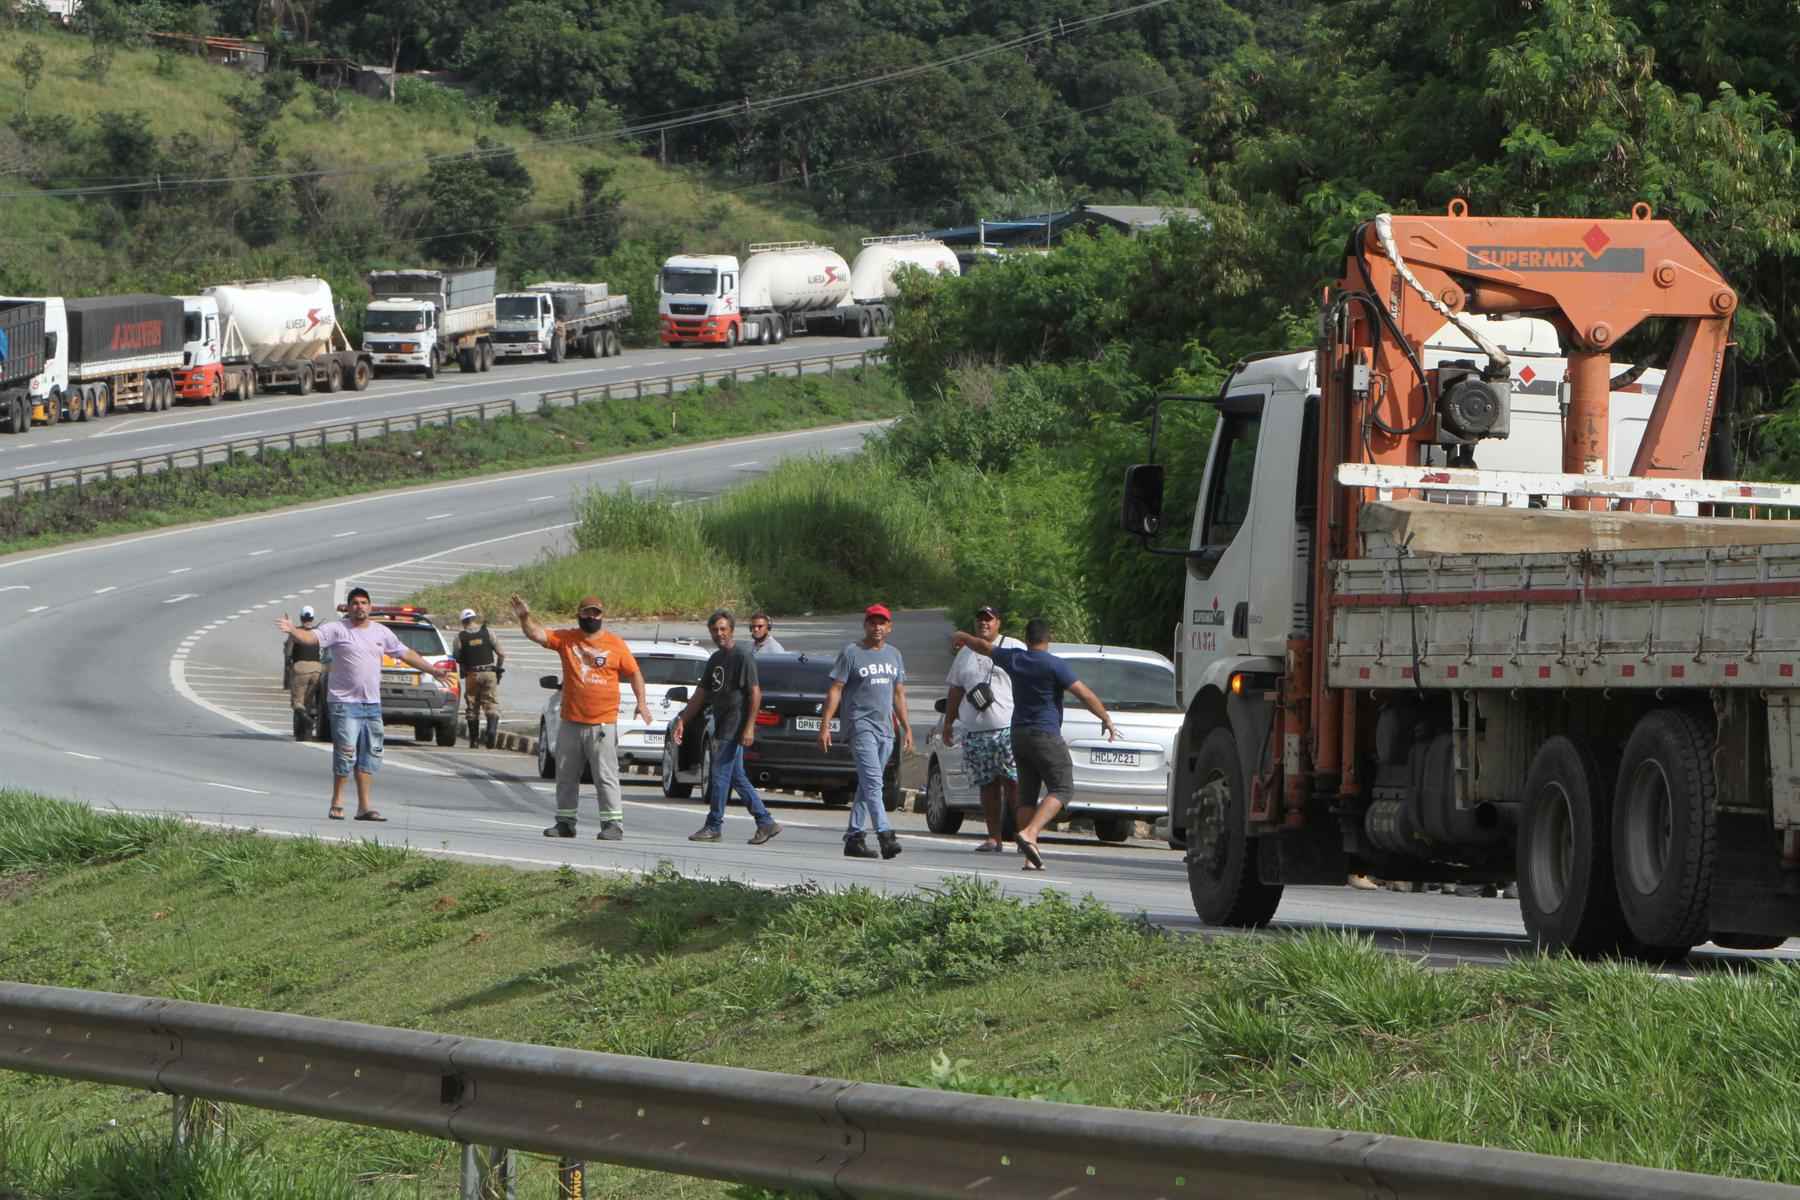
{"left": 295, "top": 369, "right": 314, "bottom": 397}
{"left": 351, "top": 361, "right": 371, "bottom": 391}
{"left": 321, "top": 361, "right": 341, "bottom": 392}
{"left": 924, "top": 761, "right": 964, "bottom": 834}
{"left": 582, "top": 332, "right": 599, "bottom": 358}
{"left": 71, "top": 388, "right": 87, "bottom": 423}
{"left": 458, "top": 346, "right": 477, "bottom": 373}
{"left": 1186, "top": 727, "right": 1283, "bottom": 927}
{"left": 548, "top": 333, "right": 565, "bottom": 364}
{"left": 857, "top": 310, "right": 873, "bottom": 337}
{"left": 725, "top": 325, "right": 739, "bottom": 349}
{"left": 7, "top": 397, "right": 23, "bottom": 433}
{"left": 1613, "top": 707, "right": 1716, "bottom": 954}
{"left": 205, "top": 375, "right": 221, "bottom": 407}
{"left": 605, "top": 330, "right": 621, "bottom": 356}
{"left": 43, "top": 390, "right": 59, "bottom": 426}
{"left": 480, "top": 342, "right": 494, "bottom": 371}
{"left": 1518, "top": 735, "right": 1630, "bottom": 956}
{"left": 243, "top": 371, "right": 256, "bottom": 401}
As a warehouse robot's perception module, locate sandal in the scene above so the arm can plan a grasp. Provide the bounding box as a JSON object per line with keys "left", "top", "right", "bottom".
{"left": 974, "top": 840, "right": 1002, "bottom": 853}
{"left": 1014, "top": 836, "right": 1043, "bottom": 870}
{"left": 327, "top": 807, "right": 346, "bottom": 820}
{"left": 353, "top": 810, "right": 387, "bottom": 822}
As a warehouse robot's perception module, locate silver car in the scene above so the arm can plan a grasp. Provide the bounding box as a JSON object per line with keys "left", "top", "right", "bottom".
{"left": 535, "top": 639, "right": 710, "bottom": 779}
{"left": 922, "top": 643, "right": 1182, "bottom": 843}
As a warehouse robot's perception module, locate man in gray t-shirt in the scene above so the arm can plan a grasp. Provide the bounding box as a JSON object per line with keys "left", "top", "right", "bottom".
{"left": 821, "top": 603, "right": 913, "bottom": 860}
{"left": 675, "top": 609, "right": 781, "bottom": 845}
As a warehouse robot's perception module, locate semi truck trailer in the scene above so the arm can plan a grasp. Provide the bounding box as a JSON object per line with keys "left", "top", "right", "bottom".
{"left": 364, "top": 268, "right": 496, "bottom": 378}
{"left": 4, "top": 294, "right": 184, "bottom": 425}
{"left": 1119, "top": 202, "right": 1800, "bottom": 961}
{"left": 0, "top": 300, "right": 47, "bottom": 434}
{"left": 175, "top": 278, "right": 374, "bottom": 404}
{"left": 658, "top": 242, "right": 902, "bottom": 347}
{"left": 493, "top": 281, "right": 631, "bottom": 362}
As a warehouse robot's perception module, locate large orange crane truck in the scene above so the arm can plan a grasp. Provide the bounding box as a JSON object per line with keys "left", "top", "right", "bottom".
{"left": 1123, "top": 201, "right": 1800, "bottom": 959}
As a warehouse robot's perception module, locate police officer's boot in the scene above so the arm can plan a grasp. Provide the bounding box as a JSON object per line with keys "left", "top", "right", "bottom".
{"left": 484, "top": 713, "right": 499, "bottom": 749}
{"left": 466, "top": 715, "right": 480, "bottom": 746}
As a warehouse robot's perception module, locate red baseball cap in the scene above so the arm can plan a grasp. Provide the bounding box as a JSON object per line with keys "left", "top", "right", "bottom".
{"left": 864, "top": 604, "right": 893, "bottom": 621}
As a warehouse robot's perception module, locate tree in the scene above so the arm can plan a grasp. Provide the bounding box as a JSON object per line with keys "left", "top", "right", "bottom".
{"left": 555, "top": 162, "right": 625, "bottom": 269}
{"left": 417, "top": 137, "right": 534, "bottom": 265}
{"left": 11, "top": 43, "right": 44, "bottom": 98}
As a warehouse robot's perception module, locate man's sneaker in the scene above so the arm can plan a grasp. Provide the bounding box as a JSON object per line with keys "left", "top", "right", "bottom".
{"left": 843, "top": 833, "right": 878, "bottom": 859}
{"left": 748, "top": 822, "right": 782, "bottom": 846}
{"left": 597, "top": 821, "right": 624, "bottom": 841}
{"left": 543, "top": 820, "right": 576, "bottom": 838}
{"left": 877, "top": 831, "right": 902, "bottom": 860}
{"left": 688, "top": 826, "right": 722, "bottom": 842}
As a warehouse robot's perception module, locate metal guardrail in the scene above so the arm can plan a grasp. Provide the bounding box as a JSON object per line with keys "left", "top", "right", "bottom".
{"left": 0, "top": 981, "right": 1791, "bottom": 1199}
{"left": 0, "top": 349, "right": 884, "bottom": 502}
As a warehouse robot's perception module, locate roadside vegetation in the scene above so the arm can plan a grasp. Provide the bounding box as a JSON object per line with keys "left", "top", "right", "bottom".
{"left": 0, "top": 370, "right": 903, "bottom": 560}
{"left": 4, "top": 792, "right": 1800, "bottom": 1196}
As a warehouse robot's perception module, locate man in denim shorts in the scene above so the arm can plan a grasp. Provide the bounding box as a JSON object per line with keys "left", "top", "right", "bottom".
{"left": 278, "top": 587, "right": 448, "bottom": 822}
{"left": 942, "top": 605, "right": 1025, "bottom": 852}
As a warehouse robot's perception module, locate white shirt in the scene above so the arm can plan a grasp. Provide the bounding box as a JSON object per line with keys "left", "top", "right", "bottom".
{"left": 947, "top": 636, "right": 1025, "bottom": 732}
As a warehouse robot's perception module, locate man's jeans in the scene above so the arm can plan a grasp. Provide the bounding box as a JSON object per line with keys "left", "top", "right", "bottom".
{"left": 844, "top": 726, "right": 894, "bottom": 840}
{"left": 704, "top": 739, "right": 774, "bottom": 830}
{"left": 329, "top": 701, "right": 383, "bottom": 778}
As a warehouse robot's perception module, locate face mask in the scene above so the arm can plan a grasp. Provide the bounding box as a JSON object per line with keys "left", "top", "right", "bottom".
{"left": 578, "top": 616, "right": 604, "bottom": 634}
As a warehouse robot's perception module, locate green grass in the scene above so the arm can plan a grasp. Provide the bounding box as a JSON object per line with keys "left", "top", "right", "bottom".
{"left": 0, "top": 370, "right": 904, "bottom": 562}
{"left": 6, "top": 792, "right": 1800, "bottom": 1196}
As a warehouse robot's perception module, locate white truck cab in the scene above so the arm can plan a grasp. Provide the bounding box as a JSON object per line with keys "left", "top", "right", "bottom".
{"left": 178, "top": 296, "right": 223, "bottom": 370}
{"left": 494, "top": 292, "right": 555, "bottom": 359}
{"left": 658, "top": 254, "right": 740, "bottom": 346}
{"left": 363, "top": 300, "right": 437, "bottom": 373}
{"left": 0, "top": 295, "right": 68, "bottom": 424}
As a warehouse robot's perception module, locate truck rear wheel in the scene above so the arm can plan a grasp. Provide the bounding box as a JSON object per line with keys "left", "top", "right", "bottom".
{"left": 242, "top": 372, "right": 256, "bottom": 401}
{"left": 458, "top": 346, "right": 477, "bottom": 373}
{"left": 605, "top": 330, "right": 621, "bottom": 356}
{"left": 1186, "top": 727, "right": 1282, "bottom": 927}
{"left": 1613, "top": 708, "right": 1716, "bottom": 954}
{"left": 6, "top": 397, "right": 24, "bottom": 433}
{"left": 1518, "top": 735, "right": 1631, "bottom": 956}
{"left": 725, "top": 325, "right": 739, "bottom": 349}
{"left": 480, "top": 342, "right": 494, "bottom": 371}
{"left": 295, "top": 369, "right": 314, "bottom": 396}
{"left": 351, "top": 360, "right": 371, "bottom": 391}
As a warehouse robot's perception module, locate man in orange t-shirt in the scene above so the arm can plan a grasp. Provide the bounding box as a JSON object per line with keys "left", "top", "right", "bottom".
{"left": 512, "top": 592, "right": 649, "bottom": 840}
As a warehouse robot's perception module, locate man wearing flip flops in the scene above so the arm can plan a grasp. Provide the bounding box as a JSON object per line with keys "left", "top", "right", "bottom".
{"left": 941, "top": 604, "right": 1026, "bottom": 854}
{"left": 950, "top": 618, "right": 1119, "bottom": 871}
{"left": 277, "top": 586, "right": 449, "bottom": 824}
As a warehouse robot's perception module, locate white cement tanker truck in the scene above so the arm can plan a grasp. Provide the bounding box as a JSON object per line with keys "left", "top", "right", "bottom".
{"left": 849, "top": 235, "right": 960, "bottom": 303}
{"left": 175, "top": 278, "right": 374, "bottom": 403}
{"left": 660, "top": 241, "right": 921, "bottom": 348}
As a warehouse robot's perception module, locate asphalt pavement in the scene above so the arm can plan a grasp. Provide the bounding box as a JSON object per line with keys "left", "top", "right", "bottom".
{"left": 0, "top": 335, "right": 886, "bottom": 481}
{"left": 1, "top": 420, "right": 1791, "bottom": 972}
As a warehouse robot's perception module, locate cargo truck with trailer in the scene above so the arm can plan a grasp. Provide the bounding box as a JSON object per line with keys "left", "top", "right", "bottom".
{"left": 492, "top": 281, "right": 631, "bottom": 362}
{"left": 364, "top": 268, "right": 496, "bottom": 378}
{"left": 0, "top": 300, "right": 48, "bottom": 435}
{"left": 1119, "top": 203, "right": 1800, "bottom": 961}
{"left": 659, "top": 241, "right": 918, "bottom": 347}
{"left": 174, "top": 278, "right": 374, "bottom": 404}
{"left": 8, "top": 294, "right": 184, "bottom": 425}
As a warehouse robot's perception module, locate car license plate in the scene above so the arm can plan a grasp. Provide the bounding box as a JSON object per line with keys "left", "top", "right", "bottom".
{"left": 793, "top": 717, "right": 840, "bottom": 733}
{"left": 1090, "top": 748, "right": 1139, "bottom": 767}
{"left": 643, "top": 731, "right": 664, "bottom": 745}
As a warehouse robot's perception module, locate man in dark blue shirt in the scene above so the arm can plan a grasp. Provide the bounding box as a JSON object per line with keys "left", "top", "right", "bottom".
{"left": 950, "top": 618, "right": 1117, "bottom": 870}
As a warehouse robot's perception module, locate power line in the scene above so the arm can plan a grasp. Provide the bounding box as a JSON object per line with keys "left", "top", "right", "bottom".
{"left": 0, "top": 0, "right": 1174, "bottom": 200}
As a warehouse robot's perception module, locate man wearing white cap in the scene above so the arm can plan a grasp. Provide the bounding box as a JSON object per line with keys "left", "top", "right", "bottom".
{"left": 286, "top": 605, "right": 323, "bottom": 740}
{"left": 454, "top": 607, "right": 506, "bottom": 747}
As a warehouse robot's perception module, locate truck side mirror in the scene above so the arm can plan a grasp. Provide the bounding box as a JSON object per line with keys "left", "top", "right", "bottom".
{"left": 666, "top": 686, "right": 690, "bottom": 702}
{"left": 933, "top": 698, "right": 947, "bottom": 713}
{"left": 1121, "top": 464, "right": 1165, "bottom": 536}
{"left": 539, "top": 674, "right": 561, "bottom": 690}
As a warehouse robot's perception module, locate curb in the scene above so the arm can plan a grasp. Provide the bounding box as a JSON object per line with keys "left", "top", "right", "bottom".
{"left": 495, "top": 730, "right": 538, "bottom": 755}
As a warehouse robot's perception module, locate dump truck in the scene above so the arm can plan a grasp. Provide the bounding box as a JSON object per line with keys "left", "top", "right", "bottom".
{"left": 175, "top": 278, "right": 374, "bottom": 403}
{"left": 364, "top": 268, "right": 496, "bottom": 378}
{"left": 1120, "top": 201, "right": 1800, "bottom": 961}
{"left": 493, "top": 281, "right": 631, "bottom": 362}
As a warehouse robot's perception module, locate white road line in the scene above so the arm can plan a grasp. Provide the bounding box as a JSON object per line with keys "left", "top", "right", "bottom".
{"left": 331, "top": 530, "right": 358, "bottom": 539}
{"left": 248, "top": 549, "right": 272, "bottom": 557}
{"left": 164, "top": 593, "right": 198, "bottom": 604}
{"left": 47, "top": 438, "right": 70, "bottom": 445}
{"left": 25, "top": 606, "right": 47, "bottom": 613}
{"left": 731, "top": 460, "right": 760, "bottom": 469}
{"left": 93, "top": 586, "right": 117, "bottom": 595}
{"left": 16, "top": 461, "right": 55, "bottom": 471}
{"left": 204, "top": 782, "right": 268, "bottom": 795}
{"left": 473, "top": 818, "right": 545, "bottom": 831}
{"left": 629, "top": 479, "right": 654, "bottom": 487}
{"left": 426, "top": 512, "right": 454, "bottom": 521}
{"left": 169, "top": 567, "right": 192, "bottom": 575}
{"left": 0, "top": 585, "right": 27, "bottom": 593}
{"left": 527, "top": 495, "right": 556, "bottom": 502}
{"left": 136, "top": 442, "right": 175, "bottom": 453}
{"left": 65, "top": 751, "right": 102, "bottom": 761}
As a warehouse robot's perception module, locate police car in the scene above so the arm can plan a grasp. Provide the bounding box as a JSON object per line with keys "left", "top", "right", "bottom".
{"left": 302, "top": 606, "right": 464, "bottom": 746}
{"left": 535, "top": 638, "right": 710, "bottom": 779}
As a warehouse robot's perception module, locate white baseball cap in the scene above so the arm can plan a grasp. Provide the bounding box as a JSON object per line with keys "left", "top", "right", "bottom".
{"left": 459, "top": 608, "right": 478, "bottom": 622}
{"left": 299, "top": 605, "right": 315, "bottom": 619}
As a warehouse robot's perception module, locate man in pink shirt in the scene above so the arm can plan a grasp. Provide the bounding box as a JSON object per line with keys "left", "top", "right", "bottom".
{"left": 278, "top": 587, "right": 448, "bottom": 822}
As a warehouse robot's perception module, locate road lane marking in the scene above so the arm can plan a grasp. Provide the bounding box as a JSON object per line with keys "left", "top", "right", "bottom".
{"left": 527, "top": 495, "right": 555, "bottom": 502}
{"left": 164, "top": 594, "right": 197, "bottom": 604}
{"left": 331, "top": 530, "right": 358, "bottom": 538}
{"left": 26, "top": 605, "right": 47, "bottom": 613}
{"left": 16, "top": 462, "right": 55, "bottom": 471}
{"left": 204, "top": 782, "right": 269, "bottom": 795}
{"left": 630, "top": 479, "right": 654, "bottom": 486}
{"left": 0, "top": 586, "right": 26, "bottom": 593}
{"left": 65, "top": 751, "right": 101, "bottom": 761}
{"left": 731, "top": 461, "right": 760, "bottom": 469}
{"left": 169, "top": 567, "right": 192, "bottom": 574}
{"left": 47, "top": 438, "right": 70, "bottom": 445}
{"left": 427, "top": 512, "right": 453, "bottom": 521}
{"left": 93, "top": 586, "right": 116, "bottom": 595}
{"left": 249, "top": 549, "right": 272, "bottom": 557}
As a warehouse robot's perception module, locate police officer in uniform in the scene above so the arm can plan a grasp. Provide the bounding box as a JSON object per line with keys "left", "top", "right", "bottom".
{"left": 287, "top": 605, "right": 324, "bottom": 740}
{"left": 455, "top": 607, "right": 506, "bottom": 747}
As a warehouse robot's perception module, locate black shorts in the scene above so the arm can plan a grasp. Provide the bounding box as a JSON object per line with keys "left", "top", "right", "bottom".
{"left": 1013, "top": 727, "right": 1074, "bottom": 804}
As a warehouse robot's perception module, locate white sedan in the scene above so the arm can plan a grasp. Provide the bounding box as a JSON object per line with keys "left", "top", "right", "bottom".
{"left": 922, "top": 643, "right": 1183, "bottom": 843}
{"left": 535, "top": 639, "right": 710, "bottom": 779}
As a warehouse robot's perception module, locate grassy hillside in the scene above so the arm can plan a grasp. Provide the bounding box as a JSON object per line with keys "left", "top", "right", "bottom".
{"left": 0, "top": 27, "right": 863, "bottom": 316}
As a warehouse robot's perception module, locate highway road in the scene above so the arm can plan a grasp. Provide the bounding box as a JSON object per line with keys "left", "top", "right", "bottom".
{"left": 0, "top": 335, "right": 886, "bottom": 482}
{"left": 1, "top": 420, "right": 1791, "bottom": 972}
